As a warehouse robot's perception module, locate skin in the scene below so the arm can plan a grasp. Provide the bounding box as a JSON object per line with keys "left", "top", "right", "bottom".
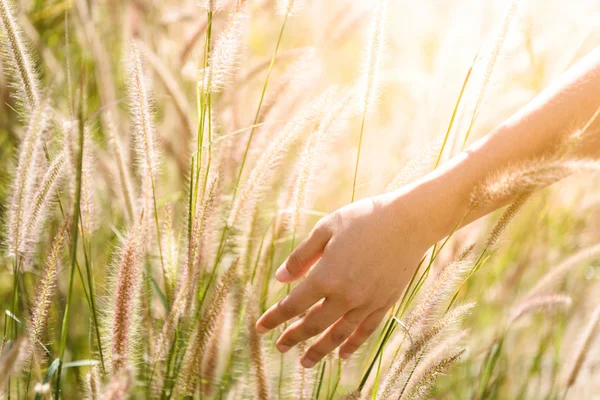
{"left": 256, "top": 45, "right": 600, "bottom": 369}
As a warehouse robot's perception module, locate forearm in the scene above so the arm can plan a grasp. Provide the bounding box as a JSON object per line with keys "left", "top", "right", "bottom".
{"left": 385, "top": 46, "right": 600, "bottom": 244}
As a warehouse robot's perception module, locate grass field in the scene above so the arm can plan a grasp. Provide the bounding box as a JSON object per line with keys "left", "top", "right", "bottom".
{"left": 0, "top": 0, "right": 600, "bottom": 398}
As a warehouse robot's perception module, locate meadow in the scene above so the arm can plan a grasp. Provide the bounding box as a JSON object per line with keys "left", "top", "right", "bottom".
{"left": 0, "top": 0, "right": 600, "bottom": 398}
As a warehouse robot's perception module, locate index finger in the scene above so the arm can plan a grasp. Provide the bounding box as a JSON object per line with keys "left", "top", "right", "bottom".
{"left": 256, "top": 276, "right": 325, "bottom": 334}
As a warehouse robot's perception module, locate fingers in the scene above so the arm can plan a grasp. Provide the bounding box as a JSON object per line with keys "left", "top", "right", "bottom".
{"left": 301, "top": 308, "right": 370, "bottom": 368}
{"left": 255, "top": 277, "right": 325, "bottom": 334}
{"left": 275, "top": 219, "right": 332, "bottom": 283}
{"left": 338, "top": 308, "right": 388, "bottom": 359}
{"left": 276, "top": 298, "right": 346, "bottom": 353}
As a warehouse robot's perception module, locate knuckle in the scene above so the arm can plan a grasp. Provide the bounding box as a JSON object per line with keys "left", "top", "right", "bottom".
{"left": 278, "top": 298, "right": 297, "bottom": 317}
{"left": 331, "top": 330, "right": 348, "bottom": 345}
{"left": 286, "top": 251, "right": 303, "bottom": 273}
{"left": 340, "top": 293, "right": 358, "bottom": 308}
{"left": 307, "top": 347, "right": 325, "bottom": 360}
{"left": 314, "top": 276, "right": 336, "bottom": 294}
{"left": 303, "top": 323, "right": 322, "bottom": 338}
{"left": 314, "top": 217, "right": 332, "bottom": 236}
{"left": 362, "top": 324, "right": 378, "bottom": 336}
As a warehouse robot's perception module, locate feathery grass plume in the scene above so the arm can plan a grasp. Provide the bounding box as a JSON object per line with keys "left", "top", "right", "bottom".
{"left": 386, "top": 142, "right": 442, "bottom": 192}
{"left": 290, "top": 90, "right": 354, "bottom": 233}
{"left": 64, "top": 123, "right": 96, "bottom": 238}
{"left": 295, "top": 340, "right": 310, "bottom": 399}
{"left": 86, "top": 366, "right": 101, "bottom": 400}
{"left": 564, "top": 304, "right": 600, "bottom": 389}
{"left": 148, "top": 181, "right": 218, "bottom": 396}
{"left": 27, "top": 218, "right": 69, "bottom": 363}
{"left": 526, "top": 243, "right": 600, "bottom": 298}
{"left": 127, "top": 41, "right": 160, "bottom": 181}
{"left": 378, "top": 303, "right": 474, "bottom": 399}
{"left": 228, "top": 92, "right": 329, "bottom": 228}
{"left": 508, "top": 293, "right": 572, "bottom": 325}
{"left": 277, "top": 0, "right": 305, "bottom": 16}
{"left": 246, "top": 291, "right": 270, "bottom": 400}
{"left": 462, "top": 0, "right": 520, "bottom": 148}
{"left": 201, "top": 0, "right": 248, "bottom": 93}
{"left": 359, "top": 0, "right": 387, "bottom": 113}
{"left": 401, "top": 349, "right": 464, "bottom": 400}
{"left": 109, "top": 223, "right": 143, "bottom": 374}
{"left": 341, "top": 391, "right": 363, "bottom": 400}
{"left": 103, "top": 111, "right": 137, "bottom": 221}
{"left": 404, "top": 245, "right": 475, "bottom": 332}
{"left": 0, "top": 337, "right": 27, "bottom": 389}
{"left": 5, "top": 103, "right": 51, "bottom": 257}
{"left": 199, "top": 0, "right": 226, "bottom": 10}
{"left": 174, "top": 258, "right": 238, "bottom": 397}
{"left": 80, "top": 133, "right": 96, "bottom": 238}
{"left": 0, "top": 0, "right": 40, "bottom": 112}
{"left": 201, "top": 310, "right": 225, "bottom": 396}
{"left": 161, "top": 203, "right": 178, "bottom": 295}
{"left": 101, "top": 367, "right": 132, "bottom": 400}
{"left": 137, "top": 41, "right": 194, "bottom": 138}
{"left": 485, "top": 193, "right": 530, "bottom": 249}
{"left": 470, "top": 159, "right": 600, "bottom": 210}
{"left": 19, "top": 151, "right": 66, "bottom": 255}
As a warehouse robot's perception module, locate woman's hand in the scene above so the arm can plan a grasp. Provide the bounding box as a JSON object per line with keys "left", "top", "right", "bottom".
{"left": 255, "top": 191, "right": 438, "bottom": 368}
{"left": 254, "top": 45, "right": 600, "bottom": 369}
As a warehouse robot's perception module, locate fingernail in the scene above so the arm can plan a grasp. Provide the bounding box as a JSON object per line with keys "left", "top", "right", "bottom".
{"left": 275, "top": 265, "right": 292, "bottom": 282}
{"left": 255, "top": 324, "right": 269, "bottom": 334}
{"left": 276, "top": 343, "right": 291, "bottom": 353}
{"left": 301, "top": 358, "right": 316, "bottom": 368}
{"left": 339, "top": 352, "right": 351, "bottom": 360}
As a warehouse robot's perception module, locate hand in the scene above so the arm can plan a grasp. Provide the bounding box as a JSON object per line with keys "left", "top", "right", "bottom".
{"left": 255, "top": 191, "right": 437, "bottom": 368}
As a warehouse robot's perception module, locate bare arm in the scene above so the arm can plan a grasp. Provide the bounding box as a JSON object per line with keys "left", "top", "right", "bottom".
{"left": 256, "top": 46, "right": 600, "bottom": 368}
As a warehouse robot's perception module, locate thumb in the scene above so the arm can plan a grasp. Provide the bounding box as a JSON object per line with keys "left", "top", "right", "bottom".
{"left": 276, "top": 220, "right": 332, "bottom": 283}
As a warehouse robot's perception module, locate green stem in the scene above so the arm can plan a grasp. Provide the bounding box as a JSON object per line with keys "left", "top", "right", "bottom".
{"left": 232, "top": 13, "right": 289, "bottom": 199}
{"left": 55, "top": 105, "right": 85, "bottom": 400}
{"left": 351, "top": 105, "right": 368, "bottom": 202}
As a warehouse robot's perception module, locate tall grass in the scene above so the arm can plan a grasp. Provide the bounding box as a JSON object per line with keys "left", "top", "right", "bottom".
{"left": 0, "top": 0, "right": 599, "bottom": 399}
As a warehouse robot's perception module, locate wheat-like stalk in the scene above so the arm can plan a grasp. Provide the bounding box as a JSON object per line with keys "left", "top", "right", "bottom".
{"left": 378, "top": 303, "right": 474, "bottom": 399}
{"left": 0, "top": 0, "right": 40, "bottom": 111}
{"left": 103, "top": 111, "right": 137, "bottom": 222}
{"left": 0, "top": 337, "right": 27, "bottom": 390}
{"left": 485, "top": 193, "right": 530, "bottom": 249}
{"left": 174, "top": 258, "right": 238, "bottom": 397}
{"left": 462, "top": 0, "right": 521, "bottom": 148}
{"left": 86, "top": 366, "right": 101, "bottom": 400}
{"left": 19, "top": 151, "right": 67, "bottom": 255}
{"left": 183, "top": 175, "right": 221, "bottom": 309}
{"left": 109, "top": 224, "right": 143, "bottom": 374}
{"left": 27, "top": 218, "right": 69, "bottom": 364}
{"left": 404, "top": 245, "right": 475, "bottom": 333}
{"left": 564, "top": 304, "right": 600, "bottom": 388}
{"left": 6, "top": 103, "right": 51, "bottom": 257}
{"left": 127, "top": 41, "right": 160, "bottom": 181}
{"left": 228, "top": 92, "right": 329, "bottom": 228}
{"left": 201, "top": 0, "right": 248, "bottom": 93}
{"left": 508, "top": 293, "right": 572, "bottom": 325}
{"left": 401, "top": 349, "right": 464, "bottom": 400}
{"left": 525, "top": 243, "right": 600, "bottom": 298}
{"left": 470, "top": 159, "right": 600, "bottom": 210}
{"left": 102, "top": 367, "right": 132, "bottom": 400}
{"left": 277, "top": 0, "right": 305, "bottom": 16}
{"left": 360, "top": 0, "right": 387, "bottom": 113}
{"left": 290, "top": 90, "right": 354, "bottom": 233}
{"left": 246, "top": 291, "right": 270, "bottom": 400}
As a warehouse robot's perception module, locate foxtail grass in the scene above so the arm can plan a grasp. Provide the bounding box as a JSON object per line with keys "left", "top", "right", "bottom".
{"left": 351, "top": 0, "right": 387, "bottom": 202}
{"left": 0, "top": 0, "right": 40, "bottom": 112}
